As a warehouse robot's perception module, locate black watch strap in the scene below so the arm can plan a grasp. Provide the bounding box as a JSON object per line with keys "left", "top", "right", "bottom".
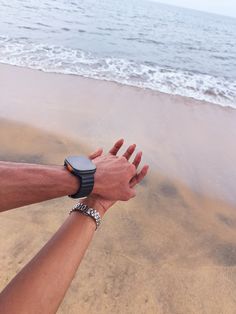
{"left": 64, "top": 156, "right": 96, "bottom": 199}
{"left": 69, "top": 173, "right": 94, "bottom": 199}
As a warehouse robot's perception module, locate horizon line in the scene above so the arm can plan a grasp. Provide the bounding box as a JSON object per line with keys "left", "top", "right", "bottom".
{"left": 145, "top": 0, "right": 236, "bottom": 20}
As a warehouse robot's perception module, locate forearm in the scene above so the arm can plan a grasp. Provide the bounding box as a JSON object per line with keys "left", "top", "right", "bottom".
{"left": 0, "top": 199, "right": 105, "bottom": 314}
{"left": 0, "top": 161, "right": 79, "bottom": 212}
{"left": 0, "top": 141, "right": 148, "bottom": 314}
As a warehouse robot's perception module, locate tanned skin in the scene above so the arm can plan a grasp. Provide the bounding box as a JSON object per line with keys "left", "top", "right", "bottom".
{"left": 0, "top": 139, "right": 148, "bottom": 314}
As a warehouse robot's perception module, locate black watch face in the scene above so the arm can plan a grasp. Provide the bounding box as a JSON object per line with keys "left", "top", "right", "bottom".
{"left": 66, "top": 156, "right": 96, "bottom": 173}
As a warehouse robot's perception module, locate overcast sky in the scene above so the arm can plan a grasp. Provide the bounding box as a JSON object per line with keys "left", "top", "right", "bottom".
{"left": 151, "top": 0, "right": 236, "bottom": 18}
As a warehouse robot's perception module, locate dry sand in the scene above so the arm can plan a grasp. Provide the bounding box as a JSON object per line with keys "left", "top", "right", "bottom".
{"left": 0, "top": 64, "right": 236, "bottom": 313}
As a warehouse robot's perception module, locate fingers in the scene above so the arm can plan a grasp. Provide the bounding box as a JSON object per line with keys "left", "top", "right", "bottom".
{"left": 132, "top": 151, "right": 142, "bottom": 168}
{"left": 109, "top": 138, "right": 124, "bottom": 156}
{"left": 130, "top": 165, "right": 149, "bottom": 188}
{"left": 109, "top": 140, "right": 137, "bottom": 162}
{"left": 123, "top": 144, "right": 136, "bottom": 160}
{"left": 89, "top": 148, "right": 103, "bottom": 160}
{"left": 128, "top": 163, "right": 137, "bottom": 179}
{"left": 136, "top": 165, "right": 149, "bottom": 184}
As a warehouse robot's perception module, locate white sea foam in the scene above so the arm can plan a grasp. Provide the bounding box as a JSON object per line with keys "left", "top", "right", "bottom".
{"left": 0, "top": 37, "right": 235, "bottom": 108}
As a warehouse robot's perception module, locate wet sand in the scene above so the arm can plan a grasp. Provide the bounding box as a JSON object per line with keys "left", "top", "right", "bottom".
{"left": 0, "top": 64, "right": 236, "bottom": 313}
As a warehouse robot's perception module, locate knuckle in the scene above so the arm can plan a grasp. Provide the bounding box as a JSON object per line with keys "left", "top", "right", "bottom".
{"left": 129, "top": 164, "right": 136, "bottom": 174}
{"left": 118, "top": 156, "right": 126, "bottom": 162}
{"left": 121, "top": 156, "right": 127, "bottom": 162}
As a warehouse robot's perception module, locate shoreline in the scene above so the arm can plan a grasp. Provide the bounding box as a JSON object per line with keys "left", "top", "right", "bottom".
{"left": 0, "top": 62, "right": 235, "bottom": 111}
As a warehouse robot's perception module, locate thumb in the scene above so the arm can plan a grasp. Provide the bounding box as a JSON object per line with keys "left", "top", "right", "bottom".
{"left": 89, "top": 148, "right": 103, "bottom": 160}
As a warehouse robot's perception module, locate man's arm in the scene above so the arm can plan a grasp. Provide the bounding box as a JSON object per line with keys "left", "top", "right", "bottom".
{"left": 0, "top": 162, "right": 79, "bottom": 212}
{"left": 0, "top": 139, "right": 137, "bottom": 212}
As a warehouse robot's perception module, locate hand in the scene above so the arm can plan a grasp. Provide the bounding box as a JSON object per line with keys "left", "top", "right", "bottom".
{"left": 85, "top": 139, "right": 149, "bottom": 216}
{"left": 90, "top": 139, "right": 139, "bottom": 201}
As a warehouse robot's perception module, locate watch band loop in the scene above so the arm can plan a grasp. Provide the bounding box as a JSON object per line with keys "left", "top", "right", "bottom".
{"left": 64, "top": 156, "right": 96, "bottom": 199}
{"left": 69, "top": 174, "right": 94, "bottom": 199}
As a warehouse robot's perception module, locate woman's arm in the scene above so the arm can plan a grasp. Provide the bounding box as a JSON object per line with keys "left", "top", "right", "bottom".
{"left": 0, "top": 196, "right": 106, "bottom": 314}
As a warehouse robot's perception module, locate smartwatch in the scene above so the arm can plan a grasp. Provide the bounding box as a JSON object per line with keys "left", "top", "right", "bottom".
{"left": 64, "top": 156, "right": 96, "bottom": 199}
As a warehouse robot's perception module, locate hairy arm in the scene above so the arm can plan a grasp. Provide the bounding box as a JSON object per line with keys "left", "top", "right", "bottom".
{"left": 0, "top": 161, "right": 79, "bottom": 212}
{"left": 0, "top": 139, "right": 138, "bottom": 212}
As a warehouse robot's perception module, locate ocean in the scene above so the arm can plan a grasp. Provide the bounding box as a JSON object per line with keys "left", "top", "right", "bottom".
{"left": 0, "top": 0, "right": 236, "bottom": 108}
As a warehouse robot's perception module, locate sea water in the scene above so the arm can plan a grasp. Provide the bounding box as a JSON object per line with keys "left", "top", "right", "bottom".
{"left": 0, "top": 0, "right": 235, "bottom": 108}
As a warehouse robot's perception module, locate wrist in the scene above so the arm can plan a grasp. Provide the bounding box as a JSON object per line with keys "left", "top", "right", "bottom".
{"left": 82, "top": 197, "right": 106, "bottom": 218}
{"left": 82, "top": 196, "right": 111, "bottom": 218}
{"left": 92, "top": 172, "right": 101, "bottom": 195}
{"left": 60, "top": 166, "right": 79, "bottom": 196}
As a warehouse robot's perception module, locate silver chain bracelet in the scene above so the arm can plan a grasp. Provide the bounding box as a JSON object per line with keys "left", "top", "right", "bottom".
{"left": 69, "top": 203, "right": 101, "bottom": 230}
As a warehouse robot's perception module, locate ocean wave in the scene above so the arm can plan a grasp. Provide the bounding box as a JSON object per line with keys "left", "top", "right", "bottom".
{"left": 0, "top": 37, "right": 235, "bottom": 108}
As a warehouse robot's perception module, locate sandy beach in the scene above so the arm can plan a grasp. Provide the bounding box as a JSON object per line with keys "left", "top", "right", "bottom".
{"left": 1, "top": 63, "right": 236, "bottom": 313}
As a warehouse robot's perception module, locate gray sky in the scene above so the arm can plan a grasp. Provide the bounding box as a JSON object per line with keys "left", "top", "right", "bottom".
{"left": 151, "top": 0, "right": 236, "bottom": 18}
